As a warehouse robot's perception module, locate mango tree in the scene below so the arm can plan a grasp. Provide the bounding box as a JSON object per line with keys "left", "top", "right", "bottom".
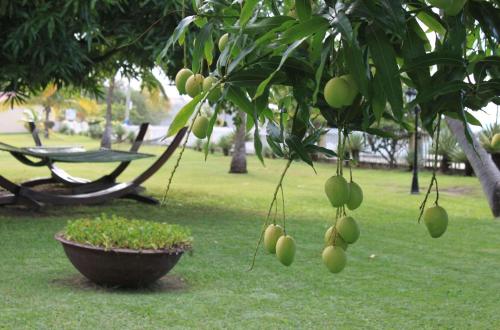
{"left": 162, "top": 0, "right": 500, "bottom": 272}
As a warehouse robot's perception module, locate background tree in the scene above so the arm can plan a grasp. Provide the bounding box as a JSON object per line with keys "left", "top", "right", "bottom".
{"left": 230, "top": 111, "right": 248, "bottom": 173}
{"left": 365, "top": 122, "right": 408, "bottom": 168}
{"left": 0, "top": 0, "right": 187, "bottom": 101}
{"left": 101, "top": 74, "right": 116, "bottom": 149}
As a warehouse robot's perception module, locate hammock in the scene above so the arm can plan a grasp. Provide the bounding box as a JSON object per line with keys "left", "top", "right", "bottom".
{"left": 0, "top": 142, "right": 154, "bottom": 163}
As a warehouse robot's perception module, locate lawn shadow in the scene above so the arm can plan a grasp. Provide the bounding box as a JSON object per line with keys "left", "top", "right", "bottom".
{"left": 51, "top": 273, "right": 189, "bottom": 294}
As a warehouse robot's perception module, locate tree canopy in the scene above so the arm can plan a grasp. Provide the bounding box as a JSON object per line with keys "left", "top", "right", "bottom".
{"left": 0, "top": 0, "right": 188, "bottom": 101}
{"left": 163, "top": 0, "right": 500, "bottom": 166}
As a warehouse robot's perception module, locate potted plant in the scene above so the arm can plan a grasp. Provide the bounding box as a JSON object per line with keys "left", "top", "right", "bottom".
{"left": 55, "top": 214, "right": 192, "bottom": 288}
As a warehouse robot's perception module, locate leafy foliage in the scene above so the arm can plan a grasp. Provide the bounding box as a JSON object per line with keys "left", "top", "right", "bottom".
{"left": 163, "top": 0, "right": 500, "bottom": 169}
{"left": 62, "top": 214, "right": 193, "bottom": 251}
{"left": 479, "top": 123, "right": 500, "bottom": 153}
{"left": 0, "top": 0, "right": 188, "bottom": 102}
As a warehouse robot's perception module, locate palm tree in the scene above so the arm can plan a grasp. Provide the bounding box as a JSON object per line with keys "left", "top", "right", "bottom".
{"left": 479, "top": 123, "right": 500, "bottom": 170}
{"left": 230, "top": 110, "right": 248, "bottom": 174}
{"left": 101, "top": 74, "right": 116, "bottom": 149}
{"left": 346, "top": 133, "right": 364, "bottom": 162}
{"left": 446, "top": 117, "right": 500, "bottom": 217}
{"left": 28, "top": 83, "right": 66, "bottom": 138}
{"left": 431, "top": 126, "right": 458, "bottom": 173}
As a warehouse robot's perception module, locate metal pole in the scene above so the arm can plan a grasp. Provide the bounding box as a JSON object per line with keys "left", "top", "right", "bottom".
{"left": 411, "top": 105, "right": 420, "bottom": 194}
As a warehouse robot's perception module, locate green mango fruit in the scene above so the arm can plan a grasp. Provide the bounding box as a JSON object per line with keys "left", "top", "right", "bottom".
{"left": 218, "top": 33, "right": 229, "bottom": 52}
{"left": 185, "top": 74, "right": 204, "bottom": 98}
{"left": 324, "top": 175, "right": 349, "bottom": 207}
{"left": 263, "top": 224, "right": 283, "bottom": 254}
{"left": 276, "top": 235, "right": 296, "bottom": 266}
{"left": 322, "top": 246, "right": 347, "bottom": 273}
{"left": 175, "top": 68, "right": 193, "bottom": 95}
{"left": 346, "top": 181, "right": 363, "bottom": 210}
{"left": 340, "top": 74, "right": 359, "bottom": 105}
{"left": 336, "top": 216, "right": 360, "bottom": 244}
{"left": 203, "top": 76, "right": 222, "bottom": 102}
{"left": 192, "top": 116, "right": 209, "bottom": 139}
{"left": 324, "top": 77, "right": 351, "bottom": 108}
{"left": 424, "top": 205, "right": 448, "bottom": 238}
{"left": 491, "top": 133, "right": 500, "bottom": 150}
{"left": 324, "top": 226, "right": 348, "bottom": 250}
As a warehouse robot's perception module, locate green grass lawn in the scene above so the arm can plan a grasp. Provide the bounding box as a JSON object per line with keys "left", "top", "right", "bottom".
{"left": 0, "top": 132, "right": 499, "bottom": 329}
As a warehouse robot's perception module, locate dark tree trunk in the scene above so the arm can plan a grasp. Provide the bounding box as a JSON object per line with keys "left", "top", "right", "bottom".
{"left": 101, "top": 75, "right": 115, "bottom": 149}
{"left": 44, "top": 105, "right": 51, "bottom": 138}
{"left": 492, "top": 153, "right": 500, "bottom": 171}
{"left": 230, "top": 111, "right": 247, "bottom": 174}
{"left": 440, "top": 156, "right": 450, "bottom": 173}
{"left": 446, "top": 117, "right": 500, "bottom": 217}
{"left": 464, "top": 161, "right": 474, "bottom": 177}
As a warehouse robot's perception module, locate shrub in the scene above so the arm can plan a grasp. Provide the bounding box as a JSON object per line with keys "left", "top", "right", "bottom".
{"left": 218, "top": 134, "right": 233, "bottom": 156}
{"left": 59, "top": 123, "right": 73, "bottom": 135}
{"left": 126, "top": 130, "right": 136, "bottom": 144}
{"left": 204, "top": 141, "right": 216, "bottom": 154}
{"left": 431, "top": 127, "right": 458, "bottom": 173}
{"left": 61, "top": 214, "right": 193, "bottom": 251}
{"left": 194, "top": 139, "right": 203, "bottom": 151}
{"left": 479, "top": 124, "right": 500, "bottom": 154}
{"left": 88, "top": 123, "right": 104, "bottom": 139}
{"left": 347, "top": 133, "right": 364, "bottom": 162}
{"left": 113, "top": 122, "right": 127, "bottom": 142}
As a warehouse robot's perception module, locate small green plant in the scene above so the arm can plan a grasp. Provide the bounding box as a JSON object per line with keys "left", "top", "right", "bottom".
{"left": 346, "top": 133, "right": 364, "bottom": 162}
{"left": 113, "top": 122, "right": 127, "bottom": 142}
{"left": 479, "top": 124, "right": 500, "bottom": 154}
{"left": 194, "top": 139, "right": 203, "bottom": 151}
{"left": 88, "top": 122, "right": 104, "bottom": 139}
{"left": 61, "top": 214, "right": 193, "bottom": 251}
{"left": 126, "top": 130, "right": 136, "bottom": 144}
{"left": 218, "top": 134, "right": 233, "bottom": 156}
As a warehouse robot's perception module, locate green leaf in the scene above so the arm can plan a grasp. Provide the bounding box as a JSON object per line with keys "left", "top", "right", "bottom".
{"left": 279, "top": 16, "right": 329, "bottom": 44}
{"left": 295, "top": 0, "right": 311, "bottom": 22}
{"left": 445, "top": 110, "right": 482, "bottom": 127}
{"left": 204, "top": 104, "right": 221, "bottom": 160}
{"left": 372, "top": 73, "right": 387, "bottom": 121}
{"left": 226, "top": 85, "right": 254, "bottom": 116}
{"left": 254, "top": 38, "right": 307, "bottom": 99}
{"left": 286, "top": 135, "right": 315, "bottom": 170}
{"left": 400, "top": 53, "right": 465, "bottom": 73}
{"left": 408, "top": 81, "right": 470, "bottom": 109}
{"left": 240, "top": 0, "right": 259, "bottom": 26}
{"left": 413, "top": 8, "right": 446, "bottom": 36}
{"left": 305, "top": 145, "right": 337, "bottom": 158}
{"left": 204, "top": 33, "right": 214, "bottom": 66}
{"left": 331, "top": 11, "right": 353, "bottom": 42}
{"left": 366, "top": 24, "right": 404, "bottom": 120}
{"left": 159, "top": 15, "right": 196, "bottom": 59}
{"left": 234, "top": 16, "right": 294, "bottom": 34}
{"left": 266, "top": 135, "right": 285, "bottom": 157}
{"left": 192, "top": 23, "right": 212, "bottom": 73}
{"left": 167, "top": 93, "right": 206, "bottom": 137}
{"left": 312, "top": 45, "right": 329, "bottom": 104}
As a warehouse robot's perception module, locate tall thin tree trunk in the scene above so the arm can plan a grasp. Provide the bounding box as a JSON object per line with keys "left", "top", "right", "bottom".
{"left": 446, "top": 117, "right": 500, "bottom": 217}
{"left": 101, "top": 75, "right": 115, "bottom": 149}
{"left": 230, "top": 111, "right": 247, "bottom": 174}
{"left": 44, "top": 105, "right": 51, "bottom": 138}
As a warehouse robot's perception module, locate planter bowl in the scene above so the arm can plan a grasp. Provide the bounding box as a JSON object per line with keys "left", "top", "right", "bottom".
{"left": 55, "top": 234, "right": 185, "bottom": 288}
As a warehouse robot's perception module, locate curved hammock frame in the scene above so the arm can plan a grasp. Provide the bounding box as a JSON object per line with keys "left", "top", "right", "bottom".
{"left": 22, "top": 122, "right": 150, "bottom": 193}
{"left": 0, "top": 127, "right": 187, "bottom": 208}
